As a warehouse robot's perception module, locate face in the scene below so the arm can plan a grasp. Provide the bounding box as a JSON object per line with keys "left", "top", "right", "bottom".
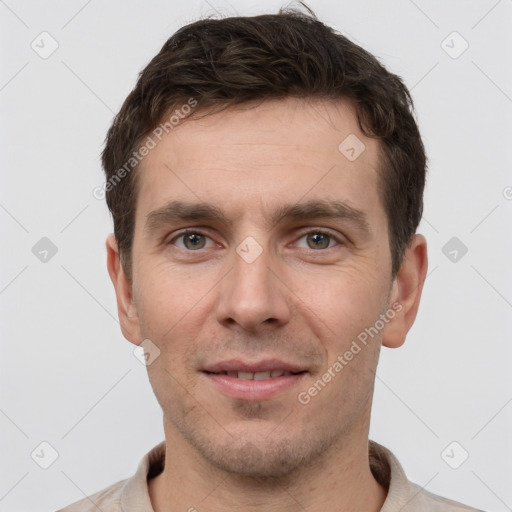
{"left": 112, "top": 98, "right": 410, "bottom": 477}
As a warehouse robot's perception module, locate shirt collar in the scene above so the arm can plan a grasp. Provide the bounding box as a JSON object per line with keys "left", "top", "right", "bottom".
{"left": 120, "top": 439, "right": 413, "bottom": 511}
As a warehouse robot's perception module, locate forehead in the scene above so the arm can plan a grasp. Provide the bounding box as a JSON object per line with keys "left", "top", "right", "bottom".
{"left": 134, "top": 97, "right": 385, "bottom": 233}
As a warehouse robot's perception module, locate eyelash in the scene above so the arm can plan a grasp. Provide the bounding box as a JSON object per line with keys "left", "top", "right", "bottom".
{"left": 167, "top": 228, "right": 344, "bottom": 251}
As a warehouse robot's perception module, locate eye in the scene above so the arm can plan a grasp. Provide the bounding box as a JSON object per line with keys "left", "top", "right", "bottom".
{"left": 167, "top": 228, "right": 343, "bottom": 252}
{"left": 295, "top": 230, "right": 342, "bottom": 250}
{"left": 170, "top": 230, "right": 215, "bottom": 251}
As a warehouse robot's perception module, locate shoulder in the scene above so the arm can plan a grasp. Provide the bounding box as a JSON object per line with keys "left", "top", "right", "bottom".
{"left": 55, "top": 440, "right": 165, "bottom": 512}
{"left": 56, "top": 478, "right": 126, "bottom": 512}
{"left": 369, "top": 440, "right": 485, "bottom": 512}
{"left": 405, "top": 481, "right": 485, "bottom": 511}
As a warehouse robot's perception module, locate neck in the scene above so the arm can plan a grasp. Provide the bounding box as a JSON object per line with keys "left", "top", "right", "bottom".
{"left": 149, "top": 415, "right": 387, "bottom": 512}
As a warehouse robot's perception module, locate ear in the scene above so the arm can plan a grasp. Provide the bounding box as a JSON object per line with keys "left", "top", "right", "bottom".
{"left": 382, "top": 234, "right": 428, "bottom": 349}
{"left": 106, "top": 234, "right": 142, "bottom": 346}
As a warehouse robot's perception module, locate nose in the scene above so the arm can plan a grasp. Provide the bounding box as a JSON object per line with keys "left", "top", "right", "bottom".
{"left": 215, "top": 240, "right": 291, "bottom": 332}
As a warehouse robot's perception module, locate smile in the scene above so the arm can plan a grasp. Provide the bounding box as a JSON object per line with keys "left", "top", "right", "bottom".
{"left": 202, "top": 361, "right": 307, "bottom": 400}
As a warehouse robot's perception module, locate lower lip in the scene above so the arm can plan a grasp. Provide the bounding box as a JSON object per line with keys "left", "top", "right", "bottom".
{"left": 203, "top": 372, "right": 306, "bottom": 401}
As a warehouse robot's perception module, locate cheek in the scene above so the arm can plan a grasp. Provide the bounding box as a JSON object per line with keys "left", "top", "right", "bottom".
{"left": 134, "top": 260, "right": 211, "bottom": 334}
{"left": 297, "top": 264, "right": 386, "bottom": 337}
{"left": 134, "top": 267, "right": 210, "bottom": 373}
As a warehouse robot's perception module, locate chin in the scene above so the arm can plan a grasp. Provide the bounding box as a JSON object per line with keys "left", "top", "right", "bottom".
{"left": 202, "top": 437, "right": 307, "bottom": 478}
{"left": 181, "top": 420, "right": 336, "bottom": 479}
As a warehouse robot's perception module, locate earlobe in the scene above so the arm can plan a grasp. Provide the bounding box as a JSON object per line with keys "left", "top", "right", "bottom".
{"left": 105, "top": 234, "right": 142, "bottom": 345}
{"left": 382, "top": 234, "right": 428, "bottom": 349}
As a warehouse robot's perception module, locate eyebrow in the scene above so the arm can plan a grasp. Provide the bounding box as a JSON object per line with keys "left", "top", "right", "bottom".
{"left": 144, "top": 199, "right": 371, "bottom": 237}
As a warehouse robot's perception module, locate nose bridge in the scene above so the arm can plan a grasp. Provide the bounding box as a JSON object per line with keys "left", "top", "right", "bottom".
{"left": 216, "top": 234, "right": 290, "bottom": 330}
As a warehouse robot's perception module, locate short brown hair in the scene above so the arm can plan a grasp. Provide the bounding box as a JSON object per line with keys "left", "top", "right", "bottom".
{"left": 101, "top": 6, "right": 427, "bottom": 280}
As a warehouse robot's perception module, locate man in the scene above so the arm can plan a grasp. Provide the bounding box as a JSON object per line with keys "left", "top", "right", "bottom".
{"left": 59, "top": 6, "right": 483, "bottom": 512}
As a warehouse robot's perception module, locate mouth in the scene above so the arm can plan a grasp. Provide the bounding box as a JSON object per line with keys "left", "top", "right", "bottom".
{"left": 202, "top": 359, "right": 308, "bottom": 400}
{"left": 204, "top": 370, "right": 306, "bottom": 380}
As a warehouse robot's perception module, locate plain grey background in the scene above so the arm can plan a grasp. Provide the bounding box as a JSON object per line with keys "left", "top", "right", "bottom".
{"left": 1, "top": 1, "right": 511, "bottom": 511}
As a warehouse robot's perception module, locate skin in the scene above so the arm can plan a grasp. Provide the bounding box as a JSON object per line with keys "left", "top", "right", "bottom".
{"left": 106, "top": 97, "right": 428, "bottom": 512}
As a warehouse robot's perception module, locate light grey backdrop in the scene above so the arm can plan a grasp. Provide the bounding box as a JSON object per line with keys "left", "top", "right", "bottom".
{"left": 1, "top": 1, "right": 511, "bottom": 511}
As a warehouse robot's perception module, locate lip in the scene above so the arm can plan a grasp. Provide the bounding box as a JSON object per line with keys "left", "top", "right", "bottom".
{"left": 201, "top": 359, "right": 308, "bottom": 401}
{"left": 203, "top": 372, "right": 306, "bottom": 401}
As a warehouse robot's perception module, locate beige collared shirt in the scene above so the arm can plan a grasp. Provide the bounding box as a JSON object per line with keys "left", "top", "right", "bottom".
{"left": 57, "top": 440, "right": 483, "bottom": 511}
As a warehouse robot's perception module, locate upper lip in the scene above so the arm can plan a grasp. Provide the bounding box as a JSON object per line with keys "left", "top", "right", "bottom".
{"left": 203, "top": 359, "right": 307, "bottom": 374}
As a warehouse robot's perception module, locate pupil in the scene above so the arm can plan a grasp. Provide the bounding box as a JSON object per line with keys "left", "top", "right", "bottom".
{"left": 186, "top": 233, "right": 204, "bottom": 249}
{"left": 309, "top": 233, "right": 329, "bottom": 249}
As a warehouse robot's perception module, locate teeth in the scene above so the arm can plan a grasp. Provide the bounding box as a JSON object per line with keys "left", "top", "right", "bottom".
{"left": 219, "top": 370, "right": 297, "bottom": 379}
{"left": 254, "top": 371, "right": 271, "bottom": 380}
{"left": 212, "top": 370, "right": 302, "bottom": 379}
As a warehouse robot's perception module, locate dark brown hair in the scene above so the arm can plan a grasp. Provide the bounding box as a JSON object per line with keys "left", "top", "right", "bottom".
{"left": 101, "top": 5, "right": 426, "bottom": 280}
